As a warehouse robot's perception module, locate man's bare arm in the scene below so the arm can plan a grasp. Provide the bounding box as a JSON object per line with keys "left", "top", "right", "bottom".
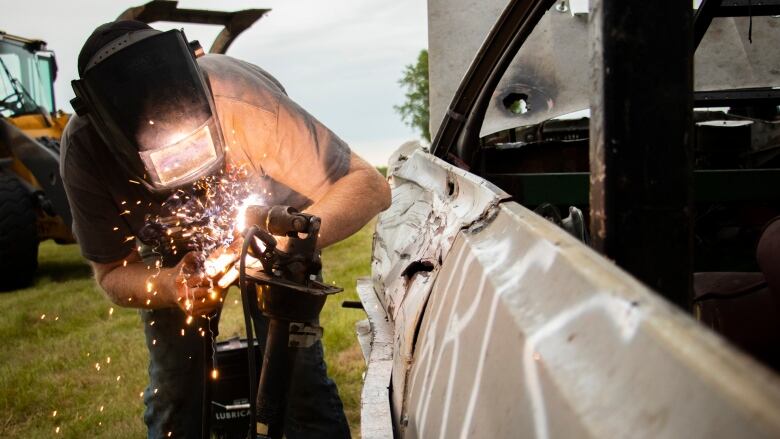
{"left": 91, "top": 251, "right": 173, "bottom": 308}
{"left": 304, "top": 151, "right": 391, "bottom": 249}
{"left": 91, "top": 251, "right": 221, "bottom": 315}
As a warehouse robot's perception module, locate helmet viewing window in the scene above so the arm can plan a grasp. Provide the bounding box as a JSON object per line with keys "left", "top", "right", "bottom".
{"left": 142, "top": 124, "right": 218, "bottom": 186}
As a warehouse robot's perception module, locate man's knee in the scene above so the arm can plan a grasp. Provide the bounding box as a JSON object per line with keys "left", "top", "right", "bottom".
{"left": 141, "top": 309, "right": 211, "bottom": 438}
{"left": 285, "top": 341, "right": 351, "bottom": 438}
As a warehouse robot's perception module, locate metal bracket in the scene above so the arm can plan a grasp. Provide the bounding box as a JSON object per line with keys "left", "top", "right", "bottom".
{"left": 715, "top": 0, "right": 780, "bottom": 16}
{"left": 694, "top": 88, "right": 780, "bottom": 107}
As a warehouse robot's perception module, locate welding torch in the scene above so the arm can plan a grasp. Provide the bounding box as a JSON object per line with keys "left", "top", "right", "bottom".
{"left": 141, "top": 205, "right": 340, "bottom": 439}
{"left": 235, "top": 205, "right": 341, "bottom": 439}
{"left": 201, "top": 205, "right": 314, "bottom": 288}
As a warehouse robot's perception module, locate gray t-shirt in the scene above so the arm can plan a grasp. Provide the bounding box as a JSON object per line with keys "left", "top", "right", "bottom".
{"left": 61, "top": 55, "right": 351, "bottom": 263}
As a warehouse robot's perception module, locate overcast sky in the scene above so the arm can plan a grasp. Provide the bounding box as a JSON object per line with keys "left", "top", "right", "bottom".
{"left": 1, "top": 0, "right": 428, "bottom": 165}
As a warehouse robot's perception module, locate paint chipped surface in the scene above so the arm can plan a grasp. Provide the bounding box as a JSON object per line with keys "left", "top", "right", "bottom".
{"left": 370, "top": 143, "right": 509, "bottom": 430}
{"left": 361, "top": 147, "right": 780, "bottom": 438}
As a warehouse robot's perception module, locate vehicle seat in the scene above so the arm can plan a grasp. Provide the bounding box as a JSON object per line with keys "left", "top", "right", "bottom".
{"left": 693, "top": 217, "right": 780, "bottom": 371}
{"left": 757, "top": 216, "right": 780, "bottom": 296}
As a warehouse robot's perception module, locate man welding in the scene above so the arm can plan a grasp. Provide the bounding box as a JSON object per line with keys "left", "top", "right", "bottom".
{"left": 61, "top": 20, "right": 390, "bottom": 439}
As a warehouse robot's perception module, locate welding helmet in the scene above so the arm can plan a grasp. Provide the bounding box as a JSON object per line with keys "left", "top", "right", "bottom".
{"left": 70, "top": 28, "right": 225, "bottom": 193}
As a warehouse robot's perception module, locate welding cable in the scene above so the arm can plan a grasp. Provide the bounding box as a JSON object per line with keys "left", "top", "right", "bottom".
{"left": 240, "top": 226, "right": 260, "bottom": 438}
{"left": 200, "top": 317, "right": 211, "bottom": 439}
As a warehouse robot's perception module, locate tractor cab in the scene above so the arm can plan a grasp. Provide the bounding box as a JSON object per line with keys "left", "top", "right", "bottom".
{"left": 0, "top": 32, "right": 58, "bottom": 118}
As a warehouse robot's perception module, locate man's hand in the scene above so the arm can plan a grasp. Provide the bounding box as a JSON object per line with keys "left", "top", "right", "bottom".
{"left": 163, "top": 252, "right": 224, "bottom": 316}
{"left": 92, "top": 250, "right": 226, "bottom": 313}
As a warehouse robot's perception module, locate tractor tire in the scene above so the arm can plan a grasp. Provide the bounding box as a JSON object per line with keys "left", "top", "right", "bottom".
{"left": 0, "top": 174, "right": 38, "bottom": 291}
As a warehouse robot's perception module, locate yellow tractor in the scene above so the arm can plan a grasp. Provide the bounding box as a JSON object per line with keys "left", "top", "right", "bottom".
{"left": 0, "top": 30, "right": 74, "bottom": 291}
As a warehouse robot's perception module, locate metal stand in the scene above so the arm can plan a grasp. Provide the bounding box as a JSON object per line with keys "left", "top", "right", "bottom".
{"left": 254, "top": 319, "right": 293, "bottom": 438}
{"left": 237, "top": 206, "right": 341, "bottom": 439}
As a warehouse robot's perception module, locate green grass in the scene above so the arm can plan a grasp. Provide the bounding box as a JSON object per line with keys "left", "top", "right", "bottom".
{"left": 0, "top": 222, "right": 373, "bottom": 438}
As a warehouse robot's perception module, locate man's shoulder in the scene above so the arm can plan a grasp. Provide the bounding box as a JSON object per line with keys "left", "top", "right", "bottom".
{"left": 60, "top": 114, "right": 94, "bottom": 180}
{"left": 200, "top": 55, "right": 287, "bottom": 94}
{"left": 61, "top": 113, "right": 90, "bottom": 141}
{"left": 199, "top": 55, "right": 287, "bottom": 114}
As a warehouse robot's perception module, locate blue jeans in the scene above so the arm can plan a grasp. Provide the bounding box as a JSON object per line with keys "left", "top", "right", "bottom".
{"left": 140, "top": 308, "right": 350, "bottom": 439}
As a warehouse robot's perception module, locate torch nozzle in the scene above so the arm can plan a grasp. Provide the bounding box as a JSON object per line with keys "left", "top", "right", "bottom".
{"left": 245, "top": 205, "right": 312, "bottom": 236}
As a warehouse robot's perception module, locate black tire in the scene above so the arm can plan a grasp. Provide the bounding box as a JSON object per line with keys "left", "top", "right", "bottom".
{"left": 0, "top": 173, "right": 38, "bottom": 291}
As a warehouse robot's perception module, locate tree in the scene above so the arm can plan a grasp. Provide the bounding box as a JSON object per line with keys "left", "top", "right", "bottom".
{"left": 394, "top": 49, "right": 430, "bottom": 142}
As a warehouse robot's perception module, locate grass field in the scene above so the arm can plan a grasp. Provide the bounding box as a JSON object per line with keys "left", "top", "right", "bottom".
{"left": 0, "top": 222, "right": 374, "bottom": 438}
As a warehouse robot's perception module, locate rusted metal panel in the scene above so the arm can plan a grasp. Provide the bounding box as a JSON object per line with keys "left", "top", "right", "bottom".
{"left": 695, "top": 16, "right": 780, "bottom": 92}
{"left": 371, "top": 142, "right": 510, "bottom": 429}
{"left": 480, "top": 3, "right": 590, "bottom": 138}
{"left": 404, "top": 201, "right": 780, "bottom": 438}
{"left": 428, "top": 0, "right": 780, "bottom": 138}
{"left": 427, "top": 0, "right": 506, "bottom": 137}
